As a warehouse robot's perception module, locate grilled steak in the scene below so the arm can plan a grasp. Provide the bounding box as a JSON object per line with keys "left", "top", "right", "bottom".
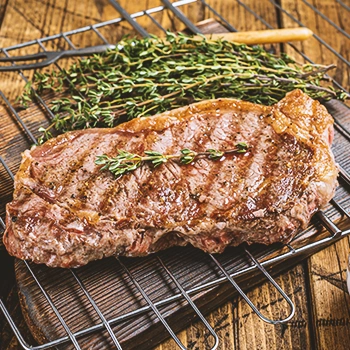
{"left": 4, "top": 90, "right": 338, "bottom": 268}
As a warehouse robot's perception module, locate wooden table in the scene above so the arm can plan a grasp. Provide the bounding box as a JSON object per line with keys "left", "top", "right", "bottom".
{"left": 0, "top": 0, "right": 349, "bottom": 349}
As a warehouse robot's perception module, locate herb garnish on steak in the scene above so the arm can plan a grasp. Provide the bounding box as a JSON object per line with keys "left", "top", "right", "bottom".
{"left": 4, "top": 90, "right": 338, "bottom": 268}
{"left": 95, "top": 143, "right": 248, "bottom": 177}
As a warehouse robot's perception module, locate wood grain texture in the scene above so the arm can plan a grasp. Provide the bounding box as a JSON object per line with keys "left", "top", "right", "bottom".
{"left": 308, "top": 238, "right": 350, "bottom": 350}
{"left": 0, "top": 1, "right": 349, "bottom": 350}
{"left": 280, "top": 0, "right": 349, "bottom": 93}
{"left": 279, "top": 1, "right": 350, "bottom": 350}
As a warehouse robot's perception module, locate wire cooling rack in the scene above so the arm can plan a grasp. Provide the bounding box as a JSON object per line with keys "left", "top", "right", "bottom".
{"left": 0, "top": 0, "right": 349, "bottom": 349}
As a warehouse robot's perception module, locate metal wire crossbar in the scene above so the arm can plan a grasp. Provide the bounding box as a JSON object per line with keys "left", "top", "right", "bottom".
{"left": 0, "top": 0, "right": 349, "bottom": 349}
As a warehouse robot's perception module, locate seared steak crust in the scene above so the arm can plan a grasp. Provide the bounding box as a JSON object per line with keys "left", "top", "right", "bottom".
{"left": 4, "top": 90, "right": 338, "bottom": 268}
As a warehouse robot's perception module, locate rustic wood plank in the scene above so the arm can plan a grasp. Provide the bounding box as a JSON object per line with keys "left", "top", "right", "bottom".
{"left": 0, "top": 283, "right": 36, "bottom": 350}
{"left": 17, "top": 228, "right": 340, "bottom": 350}
{"left": 234, "top": 263, "right": 313, "bottom": 350}
{"left": 154, "top": 263, "right": 313, "bottom": 350}
{"left": 279, "top": 0, "right": 349, "bottom": 93}
{"left": 308, "top": 238, "right": 350, "bottom": 350}
{"left": 279, "top": 2, "right": 350, "bottom": 350}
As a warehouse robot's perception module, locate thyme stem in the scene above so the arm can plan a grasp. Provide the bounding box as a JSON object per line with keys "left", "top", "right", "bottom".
{"left": 95, "top": 143, "right": 248, "bottom": 177}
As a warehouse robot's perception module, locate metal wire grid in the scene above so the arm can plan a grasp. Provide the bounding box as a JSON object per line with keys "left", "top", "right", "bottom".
{"left": 0, "top": 0, "right": 349, "bottom": 348}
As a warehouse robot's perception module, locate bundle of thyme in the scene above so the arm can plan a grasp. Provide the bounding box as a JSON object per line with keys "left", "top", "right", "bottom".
{"left": 19, "top": 32, "right": 348, "bottom": 143}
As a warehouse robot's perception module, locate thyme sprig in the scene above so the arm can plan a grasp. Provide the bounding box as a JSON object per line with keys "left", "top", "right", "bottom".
{"left": 95, "top": 142, "right": 248, "bottom": 177}
{"left": 18, "top": 32, "right": 348, "bottom": 144}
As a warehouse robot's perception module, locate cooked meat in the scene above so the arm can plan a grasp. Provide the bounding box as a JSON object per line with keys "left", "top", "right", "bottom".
{"left": 3, "top": 90, "right": 338, "bottom": 268}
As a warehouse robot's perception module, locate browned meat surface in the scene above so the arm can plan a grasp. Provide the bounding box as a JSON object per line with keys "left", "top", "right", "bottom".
{"left": 3, "top": 90, "right": 338, "bottom": 268}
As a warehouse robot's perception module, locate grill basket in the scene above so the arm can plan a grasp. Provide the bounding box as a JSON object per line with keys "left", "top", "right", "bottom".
{"left": 0, "top": 0, "right": 349, "bottom": 349}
